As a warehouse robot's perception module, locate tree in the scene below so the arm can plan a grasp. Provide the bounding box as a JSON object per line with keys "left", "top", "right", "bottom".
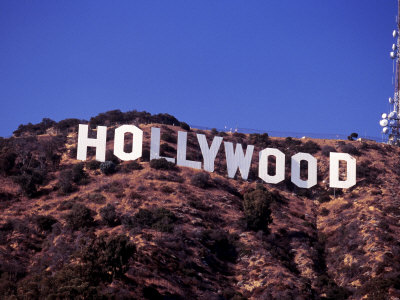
{"left": 80, "top": 233, "right": 136, "bottom": 281}
{"left": 243, "top": 186, "right": 273, "bottom": 232}
{"left": 66, "top": 204, "right": 95, "bottom": 230}
{"left": 100, "top": 204, "right": 120, "bottom": 226}
{"left": 347, "top": 132, "right": 358, "bottom": 141}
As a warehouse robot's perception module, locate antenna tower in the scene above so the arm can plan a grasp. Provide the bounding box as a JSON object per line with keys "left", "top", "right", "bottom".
{"left": 381, "top": 0, "right": 400, "bottom": 144}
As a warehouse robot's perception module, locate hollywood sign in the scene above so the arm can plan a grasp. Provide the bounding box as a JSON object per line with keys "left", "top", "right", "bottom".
{"left": 76, "top": 124, "right": 356, "bottom": 189}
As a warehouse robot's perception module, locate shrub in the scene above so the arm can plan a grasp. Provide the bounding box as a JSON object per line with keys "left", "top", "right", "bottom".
{"left": 161, "top": 132, "right": 176, "bottom": 143}
{"left": 0, "top": 152, "right": 17, "bottom": 175}
{"left": 190, "top": 172, "right": 211, "bottom": 188}
{"left": 179, "top": 122, "right": 190, "bottom": 131}
{"left": 160, "top": 143, "right": 175, "bottom": 154}
{"left": 121, "top": 161, "right": 143, "bottom": 173}
{"left": 13, "top": 118, "right": 56, "bottom": 136}
{"left": 249, "top": 133, "right": 269, "bottom": 148}
{"left": 201, "top": 229, "right": 239, "bottom": 262}
{"left": 72, "top": 162, "right": 87, "bottom": 184}
{"left": 317, "top": 191, "right": 331, "bottom": 203}
{"left": 65, "top": 203, "right": 95, "bottom": 230}
{"left": 57, "top": 200, "right": 76, "bottom": 211}
{"left": 87, "top": 192, "right": 106, "bottom": 204}
{"left": 13, "top": 173, "right": 38, "bottom": 197}
{"left": 340, "top": 143, "right": 360, "bottom": 156}
{"left": 211, "top": 128, "right": 219, "bottom": 135}
{"left": 57, "top": 170, "right": 75, "bottom": 194}
{"left": 188, "top": 197, "right": 209, "bottom": 211}
{"left": 160, "top": 185, "right": 174, "bottom": 194}
{"left": 141, "top": 148, "right": 150, "bottom": 162}
{"left": 100, "top": 161, "right": 116, "bottom": 175}
{"left": 321, "top": 145, "right": 336, "bottom": 157}
{"left": 13, "top": 168, "right": 46, "bottom": 197}
{"left": 284, "top": 137, "right": 302, "bottom": 147}
{"left": 357, "top": 160, "right": 380, "bottom": 185}
{"left": 232, "top": 132, "right": 246, "bottom": 140}
{"left": 359, "top": 275, "right": 400, "bottom": 300}
{"left": 86, "top": 160, "right": 101, "bottom": 170}
{"left": 80, "top": 233, "right": 136, "bottom": 281}
{"left": 105, "top": 150, "right": 120, "bottom": 165}
{"left": 243, "top": 186, "right": 273, "bottom": 232}
{"left": 320, "top": 208, "right": 330, "bottom": 216}
{"left": 68, "top": 147, "right": 77, "bottom": 159}
{"left": 149, "top": 158, "right": 176, "bottom": 170}
{"left": 55, "top": 118, "right": 83, "bottom": 132}
{"left": 129, "top": 191, "right": 143, "bottom": 200}
{"left": 133, "top": 207, "right": 177, "bottom": 232}
{"left": 300, "top": 140, "right": 321, "bottom": 154}
{"left": 34, "top": 215, "right": 57, "bottom": 232}
{"left": 100, "top": 204, "right": 120, "bottom": 227}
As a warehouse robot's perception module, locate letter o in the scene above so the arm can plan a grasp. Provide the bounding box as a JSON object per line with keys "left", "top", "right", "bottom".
{"left": 291, "top": 153, "right": 317, "bottom": 188}
{"left": 258, "top": 148, "right": 285, "bottom": 184}
{"left": 114, "top": 125, "right": 143, "bottom": 161}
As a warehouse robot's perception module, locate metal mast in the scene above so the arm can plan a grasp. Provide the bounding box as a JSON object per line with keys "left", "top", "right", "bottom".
{"left": 380, "top": 0, "right": 400, "bottom": 144}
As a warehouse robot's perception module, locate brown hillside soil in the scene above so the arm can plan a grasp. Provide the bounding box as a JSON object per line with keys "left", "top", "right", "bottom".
{"left": 1, "top": 119, "right": 400, "bottom": 299}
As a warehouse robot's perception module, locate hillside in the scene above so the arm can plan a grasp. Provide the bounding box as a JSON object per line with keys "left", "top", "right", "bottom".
{"left": 1, "top": 110, "right": 400, "bottom": 299}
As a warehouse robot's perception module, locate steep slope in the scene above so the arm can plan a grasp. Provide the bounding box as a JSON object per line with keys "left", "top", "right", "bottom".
{"left": 0, "top": 110, "right": 400, "bottom": 299}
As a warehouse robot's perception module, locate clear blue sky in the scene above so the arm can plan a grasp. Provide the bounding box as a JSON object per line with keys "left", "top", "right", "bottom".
{"left": 0, "top": 1, "right": 397, "bottom": 138}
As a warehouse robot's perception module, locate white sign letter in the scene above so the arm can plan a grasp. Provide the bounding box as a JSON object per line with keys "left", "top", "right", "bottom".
{"left": 114, "top": 125, "right": 143, "bottom": 161}
{"left": 150, "top": 127, "right": 175, "bottom": 163}
{"left": 291, "top": 153, "right": 317, "bottom": 188}
{"left": 329, "top": 152, "right": 356, "bottom": 188}
{"left": 258, "top": 148, "right": 285, "bottom": 184}
{"left": 177, "top": 131, "right": 201, "bottom": 169}
{"left": 77, "top": 124, "right": 107, "bottom": 162}
{"left": 197, "top": 134, "right": 223, "bottom": 172}
{"left": 224, "top": 142, "right": 254, "bottom": 180}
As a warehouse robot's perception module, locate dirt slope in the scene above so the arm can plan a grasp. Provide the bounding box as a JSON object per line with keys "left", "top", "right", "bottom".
{"left": 1, "top": 111, "right": 400, "bottom": 299}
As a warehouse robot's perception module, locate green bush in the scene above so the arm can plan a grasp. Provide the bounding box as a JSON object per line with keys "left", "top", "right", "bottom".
{"left": 243, "top": 186, "right": 273, "bottom": 232}
{"left": 149, "top": 158, "right": 176, "bottom": 170}
{"left": 65, "top": 203, "right": 95, "bottom": 230}
{"left": 317, "top": 191, "right": 331, "bottom": 203}
{"left": 80, "top": 233, "right": 136, "bottom": 282}
{"left": 100, "top": 161, "right": 116, "bottom": 175}
{"left": 13, "top": 168, "right": 46, "bottom": 197}
{"left": 121, "top": 161, "right": 143, "bottom": 173}
{"left": 86, "top": 160, "right": 101, "bottom": 170}
{"left": 320, "top": 208, "right": 330, "bottom": 216}
{"left": 141, "top": 148, "right": 150, "bottom": 162}
{"left": 160, "top": 143, "right": 175, "bottom": 154}
{"left": 211, "top": 128, "right": 219, "bottom": 135}
{"left": 34, "top": 215, "right": 57, "bottom": 232}
{"left": 72, "top": 162, "right": 87, "bottom": 184}
{"left": 0, "top": 152, "right": 17, "bottom": 175}
{"left": 190, "top": 172, "right": 211, "bottom": 188}
{"left": 300, "top": 140, "right": 321, "bottom": 154}
{"left": 87, "top": 192, "right": 106, "bottom": 204}
{"left": 201, "top": 229, "right": 239, "bottom": 262}
{"left": 161, "top": 132, "right": 176, "bottom": 143}
{"left": 57, "top": 170, "right": 75, "bottom": 194}
{"left": 179, "top": 122, "right": 190, "bottom": 131}
{"left": 132, "top": 207, "right": 177, "bottom": 233}
{"left": 340, "top": 143, "right": 360, "bottom": 156}
{"left": 359, "top": 275, "right": 400, "bottom": 300}
{"left": 321, "top": 145, "right": 336, "bottom": 157}
{"left": 160, "top": 185, "right": 174, "bottom": 194}
{"left": 100, "top": 204, "right": 120, "bottom": 227}
{"left": 249, "top": 133, "right": 269, "bottom": 148}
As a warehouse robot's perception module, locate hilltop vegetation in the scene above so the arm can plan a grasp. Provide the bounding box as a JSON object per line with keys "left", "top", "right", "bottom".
{"left": 1, "top": 109, "right": 400, "bottom": 299}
